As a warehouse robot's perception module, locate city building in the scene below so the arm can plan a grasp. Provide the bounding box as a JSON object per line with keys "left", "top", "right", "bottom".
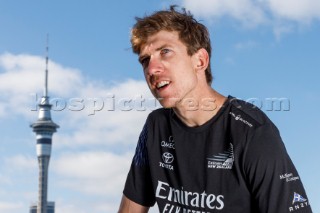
{"left": 29, "top": 202, "right": 55, "bottom": 213}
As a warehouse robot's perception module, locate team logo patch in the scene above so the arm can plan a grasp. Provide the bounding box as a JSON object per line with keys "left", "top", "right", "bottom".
{"left": 289, "top": 192, "right": 309, "bottom": 212}
{"left": 292, "top": 192, "right": 307, "bottom": 204}
{"left": 207, "top": 143, "right": 234, "bottom": 169}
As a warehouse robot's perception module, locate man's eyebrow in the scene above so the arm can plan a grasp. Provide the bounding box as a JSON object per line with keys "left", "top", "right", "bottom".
{"left": 155, "top": 44, "right": 170, "bottom": 51}
{"left": 139, "top": 44, "right": 173, "bottom": 62}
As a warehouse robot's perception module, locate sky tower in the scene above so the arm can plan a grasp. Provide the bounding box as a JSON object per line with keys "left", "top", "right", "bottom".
{"left": 30, "top": 40, "right": 59, "bottom": 213}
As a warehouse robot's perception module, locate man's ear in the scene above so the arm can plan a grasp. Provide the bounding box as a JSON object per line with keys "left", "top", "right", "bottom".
{"left": 193, "top": 48, "right": 209, "bottom": 72}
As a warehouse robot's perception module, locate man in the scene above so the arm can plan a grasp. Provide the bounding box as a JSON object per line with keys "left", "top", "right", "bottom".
{"left": 118, "top": 6, "right": 312, "bottom": 213}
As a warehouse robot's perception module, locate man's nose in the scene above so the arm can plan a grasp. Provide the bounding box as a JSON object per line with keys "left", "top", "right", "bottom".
{"left": 146, "top": 57, "right": 163, "bottom": 76}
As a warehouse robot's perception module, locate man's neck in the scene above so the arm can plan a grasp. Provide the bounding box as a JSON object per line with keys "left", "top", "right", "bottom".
{"left": 173, "top": 89, "right": 227, "bottom": 127}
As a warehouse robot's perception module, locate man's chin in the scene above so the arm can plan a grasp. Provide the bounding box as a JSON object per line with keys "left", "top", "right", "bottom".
{"left": 157, "top": 97, "right": 180, "bottom": 109}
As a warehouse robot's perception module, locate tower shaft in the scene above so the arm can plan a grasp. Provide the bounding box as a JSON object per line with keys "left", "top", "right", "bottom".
{"left": 37, "top": 156, "right": 50, "bottom": 213}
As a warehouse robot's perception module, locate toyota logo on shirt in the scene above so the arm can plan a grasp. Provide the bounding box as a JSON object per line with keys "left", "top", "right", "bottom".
{"left": 162, "top": 152, "right": 174, "bottom": 164}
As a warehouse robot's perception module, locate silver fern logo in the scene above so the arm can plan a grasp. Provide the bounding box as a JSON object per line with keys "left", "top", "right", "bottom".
{"left": 207, "top": 143, "right": 234, "bottom": 169}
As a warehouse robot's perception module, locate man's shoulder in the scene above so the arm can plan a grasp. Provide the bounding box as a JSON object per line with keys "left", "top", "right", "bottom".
{"left": 227, "top": 97, "right": 281, "bottom": 146}
{"left": 227, "top": 97, "right": 272, "bottom": 128}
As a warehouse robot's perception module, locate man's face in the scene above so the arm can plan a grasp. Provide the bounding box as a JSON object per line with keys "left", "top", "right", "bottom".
{"left": 139, "top": 30, "right": 199, "bottom": 108}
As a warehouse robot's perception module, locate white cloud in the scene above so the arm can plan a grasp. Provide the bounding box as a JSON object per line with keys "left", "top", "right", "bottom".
{"left": 182, "top": 0, "right": 266, "bottom": 26}
{"left": 0, "top": 202, "right": 23, "bottom": 211}
{"left": 54, "top": 199, "right": 127, "bottom": 213}
{"left": 0, "top": 175, "right": 12, "bottom": 185}
{"left": 53, "top": 151, "right": 131, "bottom": 180}
{"left": 52, "top": 151, "right": 131, "bottom": 196}
{"left": 51, "top": 83, "right": 152, "bottom": 148}
{"left": 4, "top": 155, "right": 37, "bottom": 171}
{"left": 55, "top": 204, "right": 88, "bottom": 213}
{"left": 181, "top": 0, "right": 320, "bottom": 34}
{"left": 0, "top": 53, "right": 83, "bottom": 119}
{"left": 267, "top": 0, "right": 320, "bottom": 23}
{"left": 0, "top": 53, "right": 83, "bottom": 97}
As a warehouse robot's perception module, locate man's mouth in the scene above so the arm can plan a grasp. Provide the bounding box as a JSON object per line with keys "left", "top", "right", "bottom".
{"left": 156, "top": 81, "right": 170, "bottom": 89}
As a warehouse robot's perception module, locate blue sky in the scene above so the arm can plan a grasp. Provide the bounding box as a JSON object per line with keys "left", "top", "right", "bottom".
{"left": 0, "top": 0, "right": 319, "bottom": 212}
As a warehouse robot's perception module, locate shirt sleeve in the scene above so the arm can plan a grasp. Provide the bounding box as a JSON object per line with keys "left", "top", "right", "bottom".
{"left": 243, "top": 123, "right": 312, "bottom": 213}
{"left": 123, "top": 121, "right": 156, "bottom": 207}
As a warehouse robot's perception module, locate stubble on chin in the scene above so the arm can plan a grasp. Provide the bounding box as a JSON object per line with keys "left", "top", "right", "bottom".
{"left": 157, "top": 97, "right": 181, "bottom": 109}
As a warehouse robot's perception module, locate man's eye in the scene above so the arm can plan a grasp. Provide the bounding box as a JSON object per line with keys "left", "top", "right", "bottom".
{"left": 160, "top": 48, "right": 171, "bottom": 55}
{"left": 140, "top": 57, "right": 150, "bottom": 67}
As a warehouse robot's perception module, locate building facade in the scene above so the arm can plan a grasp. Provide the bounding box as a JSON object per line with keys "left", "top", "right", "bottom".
{"left": 29, "top": 202, "right": 55, "bottom": 213}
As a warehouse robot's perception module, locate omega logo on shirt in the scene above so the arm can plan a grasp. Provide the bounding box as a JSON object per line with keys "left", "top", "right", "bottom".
{"left": 161, "top": 135, "right": 175, "bottom": 149}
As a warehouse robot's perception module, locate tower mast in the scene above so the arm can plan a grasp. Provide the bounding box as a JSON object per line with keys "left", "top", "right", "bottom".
{"left": 44, "top": 35, "right": 49, "bottom": 97}
{"left": 30, "top": 37, "right": 59, "bottom": 213}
